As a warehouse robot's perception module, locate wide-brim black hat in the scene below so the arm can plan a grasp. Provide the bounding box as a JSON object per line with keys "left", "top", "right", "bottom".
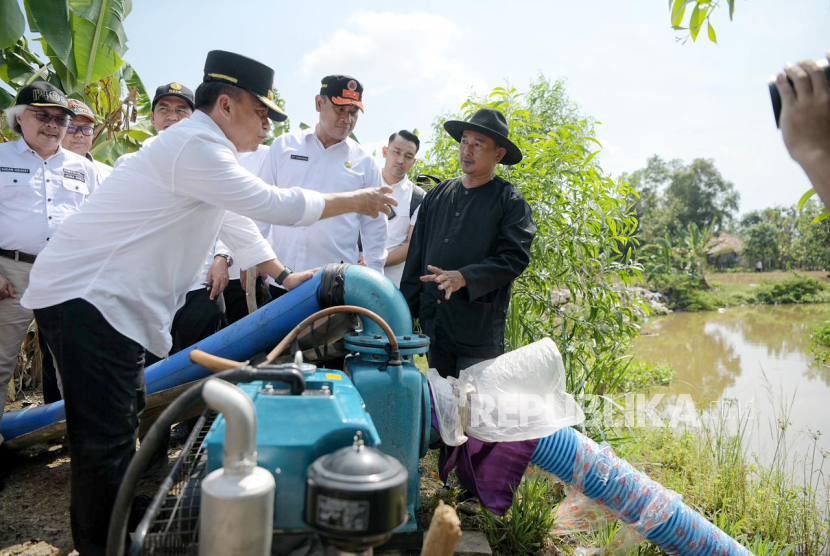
{"left": 443, "top": 108, "right": 522, "bottom": 165}
{"left": 203, "top": 50, "right": 288, "bottom": 122}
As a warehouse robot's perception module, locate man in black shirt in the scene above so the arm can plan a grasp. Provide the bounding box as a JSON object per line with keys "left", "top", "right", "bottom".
{"left": 401, "top": 108, "right": 536, "bottom": 378}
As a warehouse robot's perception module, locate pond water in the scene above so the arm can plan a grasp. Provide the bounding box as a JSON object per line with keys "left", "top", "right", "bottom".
{"left": 631, "top": 304, "right": 830, "bottom": 469}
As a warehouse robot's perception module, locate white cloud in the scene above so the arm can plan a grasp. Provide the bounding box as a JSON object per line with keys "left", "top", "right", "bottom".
{"left": 301, "top": 10, "right": 486, "bottom": 104}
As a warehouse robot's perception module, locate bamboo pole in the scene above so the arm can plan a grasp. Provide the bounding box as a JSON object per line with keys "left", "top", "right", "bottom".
{"left": 420, "top": 501, "right": 462, "bottom": 556}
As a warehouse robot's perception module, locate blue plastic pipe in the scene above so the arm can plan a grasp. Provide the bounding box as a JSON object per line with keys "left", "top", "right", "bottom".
{"left": 342, "top": 265, "right": 413, "bottom": 337}
{"left": 531, "top": 427, "right": 752, "bottom": 555}
{"left": 1, "top": 273, "right": 324, "bottom": 444}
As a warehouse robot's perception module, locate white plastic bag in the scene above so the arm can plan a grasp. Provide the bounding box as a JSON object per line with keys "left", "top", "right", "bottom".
{"left": 426, "top": 369, "right": 472, "bottom": 446}
{"left": 460, "top": 338, "right": 585, "bottom": 442}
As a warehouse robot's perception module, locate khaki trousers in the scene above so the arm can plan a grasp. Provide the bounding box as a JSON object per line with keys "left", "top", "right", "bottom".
{"left": 0, "top": 256, "right": 34, "bottom": 444}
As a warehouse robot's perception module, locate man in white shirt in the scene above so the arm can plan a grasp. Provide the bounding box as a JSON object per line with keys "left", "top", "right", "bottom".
{"left": 20, "top": 51, "right": 395, "bottom": 554}
{"left": 62, "top": 99, "right": 112, "bottom": 184}
{"left": 0, "top": 81, "right": 98, "bottom": 444}
{"left": 381, "top": 130, "right": 424, "bottom": 287}
{"left": 258, "top": 75, "right": 388, "bottom": 299}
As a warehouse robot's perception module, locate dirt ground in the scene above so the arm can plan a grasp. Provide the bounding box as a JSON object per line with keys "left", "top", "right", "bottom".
{"left": 0, "top": 389, "right": 459, "bottom": 556}
{"left": 0, "top": 390, "right": 177, "bottom": 556}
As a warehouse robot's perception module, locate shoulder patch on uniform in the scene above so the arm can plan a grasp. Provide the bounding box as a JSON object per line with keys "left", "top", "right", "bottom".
{"left": 63, "top": 168, "right": 86, "bottom": 183}
{"left": 0, "top": 167, "right": 29, "bottom": 173}
{"left": 290, "top": 154, "right": 309, "bottom": 162}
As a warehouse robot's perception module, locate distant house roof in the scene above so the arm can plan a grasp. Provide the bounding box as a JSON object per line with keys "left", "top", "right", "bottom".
{"left": 707, "top": 232, "right": 743, "bottom": 256}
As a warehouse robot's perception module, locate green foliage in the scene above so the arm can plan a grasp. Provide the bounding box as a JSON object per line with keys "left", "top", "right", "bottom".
{"left": 743, "top": 221, "right": 781, "bottom": 270}
{"left": 420, "top": 76, "right": 645, "bottom": 401}
{"left": 628, "top": 414, "right": 829, "bottom": 553}
{"left": 0, "top": 0, "right": 25, "bottom": 50}
{"left": 0, "top": 1, "right": 151, "bottom": 164}
{"left": 618, "top": 359, "right": 675, "bottom": 392}
{"left": 480, "top": 476, "right": 558, "bottom": 555}
{"left": 623, "top": 155, "right": 739, "bottom": 246}
{"left": 753, "top": 275, "right": 827, "bottom": 305}
{"left": 649, "top": 272, "right": 718, "bottom": 311}
{"left": 669, "top": 0, "right": 735, "bottom": 45}
{"left": 650, "top": 272, "right": 830, "bottom": 311}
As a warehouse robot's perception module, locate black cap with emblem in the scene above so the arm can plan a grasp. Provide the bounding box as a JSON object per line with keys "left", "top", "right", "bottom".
{"left": 14, "top": 81, "right": 74, "bottom": 116}
{"left": 152, "top": 82, "right": 195, "bottom": 111}
{"left": 202, "top": 50, "right": 288, "bottom": 122}
{"left": 320, "top": 75, "right": 364, "bottom": 112}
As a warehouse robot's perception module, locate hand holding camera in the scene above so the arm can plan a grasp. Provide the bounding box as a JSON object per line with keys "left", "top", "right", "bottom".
{"left": 770, "top": 52, "right": 830, "bottom": 210}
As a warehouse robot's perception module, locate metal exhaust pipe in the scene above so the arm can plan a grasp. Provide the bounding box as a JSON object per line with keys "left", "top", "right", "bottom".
{"left": 199, "top": 379, "right": 275, "bottom": 556}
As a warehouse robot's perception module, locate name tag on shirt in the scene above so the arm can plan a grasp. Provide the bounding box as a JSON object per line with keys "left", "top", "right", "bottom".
{"left": 63, "top": 169, "right": 86, "bottom": 183}
{"left": 290, "top": 155, "right": 309, "bottom": 162}
{"left": 1, "top": 167, "right": 30, "bottom": 173}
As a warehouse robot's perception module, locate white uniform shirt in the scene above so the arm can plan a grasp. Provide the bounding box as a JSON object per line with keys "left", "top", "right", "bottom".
{"left": 0, "top": 139, "right": 98, "bottom": 255}
{"left": 258, "top": 128, "right": 388, "bottom": 278}
{"left": 383, "top": 176, "right": 419, "bottom": 287}
{"left": 22, "top": 111, "right": 324, "bottom": 356}
{"left": 85, "top": 153, "right": 112, "bottom": 184}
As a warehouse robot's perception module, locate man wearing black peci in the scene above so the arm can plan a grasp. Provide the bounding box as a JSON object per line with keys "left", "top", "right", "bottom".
{"left": 401, "top": 108, "right": 536, "bottom": 379}
{"left": 21, "top": 50, "right": 396, "bottom": 554}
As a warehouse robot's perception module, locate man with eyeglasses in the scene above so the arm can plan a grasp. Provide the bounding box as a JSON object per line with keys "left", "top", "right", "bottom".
{"left": 0, "top": 82, "right": 99, "bottom": 443}
{"left": 19, "top": 52, "right": 395, "bottom": 553}
{"left": 63, "top": 99, "right": 112, "bottom": 185}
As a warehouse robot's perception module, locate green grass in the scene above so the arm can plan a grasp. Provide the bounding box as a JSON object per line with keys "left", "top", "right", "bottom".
{"left": 809, "top": 320, "right": 830, "bottom": 363}
{"left": 649, "top": 272, "right": 830, "bottom": 312}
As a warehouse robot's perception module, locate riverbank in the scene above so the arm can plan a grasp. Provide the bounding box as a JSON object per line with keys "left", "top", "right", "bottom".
{"left": 647, "top": 270, "right": 830, "bottom": 312}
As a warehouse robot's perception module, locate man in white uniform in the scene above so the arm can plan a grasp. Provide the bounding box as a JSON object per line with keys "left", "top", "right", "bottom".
{"left": 62, "top": 99, "right": 112, "bottom": 184}
{"left": 20, "top": 51, "right": 395, "bottom": 554}
{"left": 0, "top": 82, "right": 98, "bottom": 443}
{"left": 258, "top": 75, "right": 388, "bottom": 299}
{"left": 381, "top": 130, "right": 424, "bottom": 287}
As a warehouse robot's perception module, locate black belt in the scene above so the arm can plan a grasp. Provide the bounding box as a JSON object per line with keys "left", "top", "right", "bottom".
{"left": 0, "top": 249, "right": 36, "bottom": 264}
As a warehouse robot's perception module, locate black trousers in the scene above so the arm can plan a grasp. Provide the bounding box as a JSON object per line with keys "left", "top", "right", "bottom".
{"left": 224, "top": 277, "right": 271, "bottom": 325}
{"left": 145, "top": 288, "right": 226, "bottom": 366}
{"left": 427, "top": 346, "right": 489, "bottom": 379}
{"left": 34, "top": 298, "right": 146, "bottom": 556}
{"left": 38, "top": 328, "right": 61, "bottom": 404}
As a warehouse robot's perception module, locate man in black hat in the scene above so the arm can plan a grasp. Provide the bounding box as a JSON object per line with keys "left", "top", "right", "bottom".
{"left": 400, "top": 108, "right": 536, "bottom": 379}
{"left": 0, "top": 82, "right": 99, "bottom": 442}
{"left": 150, "top": 82, "right": 195, "bottom": 133}
{"left": 21, "top": 51, "right": 395, "bottom": 554}
{"left": 257, "top": 75, "right": 389, "bottom": 299}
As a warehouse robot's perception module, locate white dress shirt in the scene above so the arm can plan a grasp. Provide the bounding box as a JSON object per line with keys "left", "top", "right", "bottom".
{"left": 0, "top": 139, "right": 99, "bottom": 255}
{"left": 258, "top": 128, "right": 388, "bottom": 278}
{"left": 22, "top": 111, "right": 325, "bottom": 357}
{"left": 85, "top": 153, "right": 112, "bottom": 184}
{"left": 383, "top": 176, "right": 419, "bottom": 287}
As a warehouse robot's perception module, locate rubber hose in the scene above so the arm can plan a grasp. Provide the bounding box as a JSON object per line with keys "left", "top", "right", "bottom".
{"left": 531, "top": 428, "right": 752, "bottom": 555}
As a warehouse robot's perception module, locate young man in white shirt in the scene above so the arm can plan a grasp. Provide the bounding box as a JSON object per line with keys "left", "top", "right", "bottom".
{"left": 258, "top": 75, "right": 389, "bottom": 299}
{"left": 20, "top": 51, "right": 396, "bottom": 554}
{"left": 0, "top": 82, "right": 98, "bottom": 443}
{"left": 381, "top": 130, "right": 424, "bottom": 287}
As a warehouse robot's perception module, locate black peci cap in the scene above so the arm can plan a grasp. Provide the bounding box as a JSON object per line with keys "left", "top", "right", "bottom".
{"left": 153, "top": 82, "right": 195, "bottom": 111}
{"left": 203, "top": 50, "right": 288, "bottom": 122}
{"left": 15, "top": 81, "right": 74, "bottom": 116}
{"left": 320, "top": 75, "right": 364, "bottom": 112}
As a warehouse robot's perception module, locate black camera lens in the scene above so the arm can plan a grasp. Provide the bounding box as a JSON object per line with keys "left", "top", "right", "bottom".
{"left": 769, "top": 59, "right": 830, "bottom": 128}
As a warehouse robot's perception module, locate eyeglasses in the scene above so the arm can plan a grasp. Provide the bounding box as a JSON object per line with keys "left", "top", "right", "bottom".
{"left": 26, "top": 110, "right": 71, "bottom": 127}
{"left": 67, "top": 124, "right": 94, "bottom": 136}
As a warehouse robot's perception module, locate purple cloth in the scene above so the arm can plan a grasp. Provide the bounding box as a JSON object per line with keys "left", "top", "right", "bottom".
{"left": 430, "top": 390, "right": 539, "bottom": 515}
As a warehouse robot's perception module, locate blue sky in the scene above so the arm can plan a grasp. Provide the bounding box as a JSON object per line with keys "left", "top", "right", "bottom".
{"left": 43, "top": 2, "right": 830, "bottom": 213}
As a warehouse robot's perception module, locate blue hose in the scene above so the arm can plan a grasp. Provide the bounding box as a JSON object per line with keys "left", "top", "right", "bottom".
{"left": 531, "top": 427, "right": 751, "bottom": 555}
{"left": 1, "top": 273, "right": 323, "bottom": 444}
